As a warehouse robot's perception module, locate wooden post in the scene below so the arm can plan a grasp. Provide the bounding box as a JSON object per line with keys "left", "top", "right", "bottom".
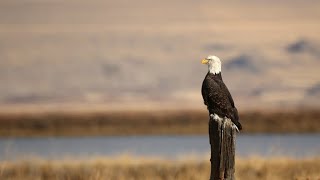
{"left": 209, "top": 114, "right": 236, "bottom": 180}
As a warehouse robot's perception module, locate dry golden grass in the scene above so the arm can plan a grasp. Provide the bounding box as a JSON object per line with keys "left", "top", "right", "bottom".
{"left": 0, "top": 156, "right": 319, "bottom": 180}
{"left": 0, "top": 109, "right": 319, "bottom": 137}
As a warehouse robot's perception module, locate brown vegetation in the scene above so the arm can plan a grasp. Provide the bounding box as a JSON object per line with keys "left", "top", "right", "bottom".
{"left": 0, "top": 109, "right": 319, "bottom": 137}
{"left": 0, "top": 156, "right": 319, "bottom": 180}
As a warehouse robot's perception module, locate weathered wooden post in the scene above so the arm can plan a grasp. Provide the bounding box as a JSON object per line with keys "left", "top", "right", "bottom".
{"left": 209, "top": 114, "right": 237, "bottom": 180}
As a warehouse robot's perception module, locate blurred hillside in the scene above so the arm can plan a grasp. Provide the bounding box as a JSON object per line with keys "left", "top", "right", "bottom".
{"left": 1, "top": 0, "right": 320, "bottom": 110}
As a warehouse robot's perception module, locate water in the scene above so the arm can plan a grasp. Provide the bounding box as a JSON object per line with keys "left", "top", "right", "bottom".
{"left": 0, "top": 134, "right": 319, "bottom": 160}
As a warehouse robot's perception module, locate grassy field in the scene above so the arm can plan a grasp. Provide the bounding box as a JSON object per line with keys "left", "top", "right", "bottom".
{"left": 0, "top": 156, "right": 319, "bottom": 180}
{"left": 0, "top": 109, "right": 319, "bottom": 137}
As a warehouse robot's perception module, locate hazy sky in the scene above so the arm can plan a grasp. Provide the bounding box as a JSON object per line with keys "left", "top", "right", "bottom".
{"left": 1, "top": 0, "right": 320, "bottom": 110}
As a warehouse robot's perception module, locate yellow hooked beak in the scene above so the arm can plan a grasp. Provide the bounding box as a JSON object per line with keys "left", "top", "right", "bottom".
{"left": 201, "top": 59, "right": 209, "bottom": 64}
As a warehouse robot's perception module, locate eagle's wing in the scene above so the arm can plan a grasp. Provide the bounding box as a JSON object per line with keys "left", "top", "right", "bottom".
{"left": 220, "top": 82, "right": 235, "bottom": 107}
{"left": 219, "top": 81, "right": 240, "bottom": 122}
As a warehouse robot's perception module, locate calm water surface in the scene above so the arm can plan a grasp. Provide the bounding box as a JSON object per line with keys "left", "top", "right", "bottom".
{"left": 0, "top": 134, "right": 319, "bottom": 160}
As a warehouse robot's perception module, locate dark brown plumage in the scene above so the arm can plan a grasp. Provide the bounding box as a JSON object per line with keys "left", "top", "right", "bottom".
{"left": 201, "top": 72, "right": 242, "bottom": 130}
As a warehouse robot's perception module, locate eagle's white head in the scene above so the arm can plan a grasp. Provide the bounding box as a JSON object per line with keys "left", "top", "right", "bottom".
{"left": 201, "top": 55, "right": 221, "bottom": 74}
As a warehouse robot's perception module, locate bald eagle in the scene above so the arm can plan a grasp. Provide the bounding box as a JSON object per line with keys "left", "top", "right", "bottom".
{"left": 201, "top": 55, "right": 242, "bottom": 131}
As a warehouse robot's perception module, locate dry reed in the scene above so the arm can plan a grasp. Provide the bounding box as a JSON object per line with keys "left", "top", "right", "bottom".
{"left": 0, "top": 156, "right": 319, "bottom": 180}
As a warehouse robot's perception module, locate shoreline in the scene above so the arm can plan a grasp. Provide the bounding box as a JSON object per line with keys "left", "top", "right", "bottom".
{"left": 0, "top": 109, "right": 319, "bottom": 137}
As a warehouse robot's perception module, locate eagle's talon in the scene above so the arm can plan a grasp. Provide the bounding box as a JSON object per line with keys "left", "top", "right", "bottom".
{"left": 232, "top": 124, "right": 240, "bottom": 133}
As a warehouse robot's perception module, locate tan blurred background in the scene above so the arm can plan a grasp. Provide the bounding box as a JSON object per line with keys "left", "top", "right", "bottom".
{"left": 0, "top": 2, "right": 320, "bottom": 179}
{"left": 1, "top": 0, "right": 320, "bottom": 112}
